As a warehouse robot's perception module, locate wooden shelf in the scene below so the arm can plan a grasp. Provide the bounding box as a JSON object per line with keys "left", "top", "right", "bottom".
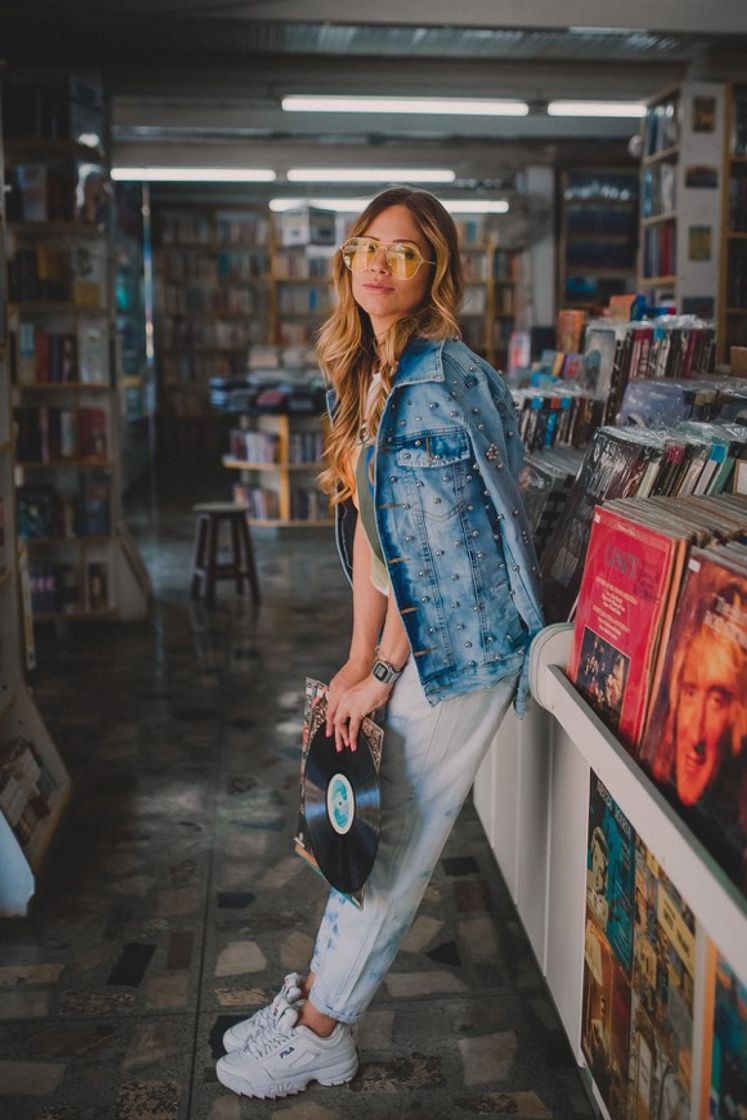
{"left": 565, "top": 267, "right": 635, "bottom": 279}
{"left": 641, "top": 211, "right": 677, "bottom": 227}
{"left": 726, "top": 307, "right": 747, "bottom": 316}
{"left": 7, "top": 221, "right": 103, "bottom": 238}
{"left": 223, "top": 456, "right": 322, "bottom": 471}
{"left": 642, "top": 144, "right": 680, "bottom": 166}
{"left": 728, "top": 231, "right": 747, "bottom": 239}
{"left": 0, "top": 440, "right": 13, "bottom": 456}
{"left": 16, "top": 382, "right": 111, "bottom": 392}
{"left": 17, "top": 459, "right": 114, "bottom": 469}
{"left": 731, "top": 155, "right": 747, "bottom": 164}
{"left": 638, "top": 275, "right": 677, "bottom": 288}
{"left": 7, "top": 302, "right": 107, "bottom": 316}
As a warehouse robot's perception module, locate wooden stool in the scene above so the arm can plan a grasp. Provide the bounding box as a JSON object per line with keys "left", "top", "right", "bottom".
{"left": 189, "top": 502, "right": 260, "bottom": 608}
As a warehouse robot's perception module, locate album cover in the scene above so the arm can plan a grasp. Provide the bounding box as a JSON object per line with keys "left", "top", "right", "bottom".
{"left": 581, "top": 917, "right": 632, "bottom": 1120}
{"left": 295, "top": 677, "right": 383, "bottom": 909}
{"left": 700, "top": 940, "right": 747, "bottom": 1119}
{"left": 629, "top": 839, "right": 695, "bottom": 1120}
{"left": 638, "top": 548, "right": 747, "bottom": 898}
{"left": 586, "top": 773, "right": 635, "bottom": 976}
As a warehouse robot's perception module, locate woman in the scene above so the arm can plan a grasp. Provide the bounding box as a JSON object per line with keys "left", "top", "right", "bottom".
{"left": 217, "top": 186, "right": 544, "bottom": 1100}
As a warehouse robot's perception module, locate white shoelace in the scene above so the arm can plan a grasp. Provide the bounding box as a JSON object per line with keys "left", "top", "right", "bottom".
{"left": 243, "top": 999, "right": 299, "bottom": 1059}
{"left": 253, "top": 973, "right": 302, "bottom": 1033}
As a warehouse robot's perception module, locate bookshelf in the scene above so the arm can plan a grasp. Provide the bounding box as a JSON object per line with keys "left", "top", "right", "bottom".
{"left": 0, "top": 81, "right": 73, "bottom": 916}
{"left": 557, "top": 168, "right": 639, "bottom": 312}
{"left": 457, "top": 233, "right": 522, "bottom": 370}
{"left": 4, "top": 73, "right": 149, "bottom": 626}
{"left": 718, "top": 82, "right": 747, "bottom": 364}
{"left": 153, "top": 205, "right": 272, "bottom": 457}
{"left": 222, "top": 411, "right": 330, "bottom": 527}
{"left": 639, "top": 82, "right": 726, "bottom": 316}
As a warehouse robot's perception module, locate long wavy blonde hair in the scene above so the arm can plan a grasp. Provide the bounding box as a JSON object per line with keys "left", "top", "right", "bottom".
{"left": 316, "top": 186, "right": 464, "bottom": 502}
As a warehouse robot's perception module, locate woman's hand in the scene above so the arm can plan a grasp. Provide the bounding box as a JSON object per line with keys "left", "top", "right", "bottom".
{"left": 325, "top": 656, "right": 372, "bottom": 737}
{"left": 332, "top": 675, "right": 393, "bottom": 753}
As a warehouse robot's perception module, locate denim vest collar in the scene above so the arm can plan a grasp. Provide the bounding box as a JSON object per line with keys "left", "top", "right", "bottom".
{"left": 392, "top": 336, "right": 447, "bottom": 387}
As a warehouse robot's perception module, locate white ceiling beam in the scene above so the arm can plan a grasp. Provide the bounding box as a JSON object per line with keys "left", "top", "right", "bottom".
{"left": 209, "top": 0, "right": 747, "bottom": 36}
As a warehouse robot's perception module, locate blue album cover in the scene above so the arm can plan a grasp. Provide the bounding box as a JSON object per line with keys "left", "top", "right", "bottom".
{"left": 586, "top": 772, "right": 636, "bottom": 975}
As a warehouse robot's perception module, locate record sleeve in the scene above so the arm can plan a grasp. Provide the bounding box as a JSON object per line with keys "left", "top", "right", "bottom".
{"left": 294, "top": 678, "right": 384, "bottom": 909}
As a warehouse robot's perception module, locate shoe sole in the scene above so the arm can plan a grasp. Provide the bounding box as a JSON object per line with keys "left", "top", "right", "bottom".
{"left": 216, "top": 1055, "right": 359, "bottom": 1099}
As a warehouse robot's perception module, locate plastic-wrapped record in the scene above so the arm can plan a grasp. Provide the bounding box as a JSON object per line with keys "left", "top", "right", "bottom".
{"left": 304, "top": 723, "right": 380, "bottom": 895}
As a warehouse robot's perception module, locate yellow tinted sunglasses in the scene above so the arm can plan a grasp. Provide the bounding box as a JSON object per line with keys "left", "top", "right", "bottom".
{"left": 340, "top": 237, "right": 436, "bottom": 281}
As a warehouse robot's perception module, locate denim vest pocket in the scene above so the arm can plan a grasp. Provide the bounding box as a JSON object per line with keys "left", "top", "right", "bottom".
{"left": 394, "top": 429, "right": 471, "bottom": 523}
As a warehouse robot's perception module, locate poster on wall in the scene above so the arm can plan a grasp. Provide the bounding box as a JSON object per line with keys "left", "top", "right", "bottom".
{"left": 628, "top": 839, "right": 695, "bottom": 1120}
{"left": 700, "top": 941, "right": 747, "bottom": 1119}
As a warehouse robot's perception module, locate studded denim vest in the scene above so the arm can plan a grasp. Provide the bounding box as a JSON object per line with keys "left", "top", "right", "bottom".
{"left": 327, "top": 336, "right": 545, "bottom": 714}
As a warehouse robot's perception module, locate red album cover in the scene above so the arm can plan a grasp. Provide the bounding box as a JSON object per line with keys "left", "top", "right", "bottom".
{"left": 638, "top": 548, "right": 747, "bottom": 897}
{"left": 568, "top": 506, "right": 683, "bottom": 751}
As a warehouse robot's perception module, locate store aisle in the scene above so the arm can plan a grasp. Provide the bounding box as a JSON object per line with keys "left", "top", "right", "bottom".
{"left": 0, "top": 476, "right": 594, "bottom": 1120}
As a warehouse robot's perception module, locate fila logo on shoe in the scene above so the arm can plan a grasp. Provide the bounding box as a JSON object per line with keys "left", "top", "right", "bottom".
{"left": 278, "top": 1046, "right": 295, "bottom": 1059}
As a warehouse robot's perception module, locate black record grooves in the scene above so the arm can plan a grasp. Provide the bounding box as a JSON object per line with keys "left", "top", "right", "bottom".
{"left": 304, "top": 722, "right": 380, "bottom": 894}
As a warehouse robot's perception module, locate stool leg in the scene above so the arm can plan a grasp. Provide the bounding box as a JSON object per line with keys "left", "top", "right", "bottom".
{"left": 238, "top": 514, "right": 260, "bottom": 606}
{"left": 190, "top": 514, "right": 208, "bottom": 599}
{"left": 205, "top": 514, "right": 218, "bottom": 608}
{"left": 230, "top": 515, "right": 245, "bottom": 595}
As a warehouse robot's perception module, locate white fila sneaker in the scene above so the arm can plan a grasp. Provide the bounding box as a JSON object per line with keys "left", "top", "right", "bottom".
{"left": 216, "top": 999, "right": 358, "bottom": 1099}
{"left": 222, "top": 972, "right": 305, "bottom": 1053}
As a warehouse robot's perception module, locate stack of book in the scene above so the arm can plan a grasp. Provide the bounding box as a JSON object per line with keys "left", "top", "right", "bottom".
{"left": 27, "top": 563, "right": 79, "bottom": 614}
{"left": 231, "top": 484, "right": 280, "bottom": 521}
{"left": 17, "top": 484, "right": 75, "bottom": 541}
{"left": 14, "top": 406, "right": 107, "bottom": 462}
{"left": 568, "top": 498, "right": 747, "bottom": 900}
{"left": 228, "top": 429, "right": 281, "bottom": 464}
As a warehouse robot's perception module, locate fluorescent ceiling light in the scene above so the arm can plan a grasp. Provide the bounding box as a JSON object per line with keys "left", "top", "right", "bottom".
{"left": 282, "top": 95, "right": 529, "bottom": 117}
{"left": 443, "top": 200, "right": 509, "bottom": 214}
{"left": 547, "top": 100, "right": 646, "bottom": 118}
{"left": 111, "top": 167, "right": 276, "bottom": 182}
{"left": 270, "top": 198, "right": 367, "bottom": 212}
{"left": 269, "top": 197, "right": 509, "bottom": 215}
{"left": 287, "top": 168, "right": 456, "bottom": 184}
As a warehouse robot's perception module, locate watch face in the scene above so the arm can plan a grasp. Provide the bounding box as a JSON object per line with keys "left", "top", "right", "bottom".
{"left": 372, "top": 661, "right": 390, "bottom": 683}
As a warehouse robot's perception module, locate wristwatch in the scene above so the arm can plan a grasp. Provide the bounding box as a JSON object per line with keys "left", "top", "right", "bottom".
{"left": 371, "top": 656, "right": 403, "bottom": 685}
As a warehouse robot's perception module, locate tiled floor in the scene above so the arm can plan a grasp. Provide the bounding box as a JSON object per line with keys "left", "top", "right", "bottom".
{"left": 0, "top": 468, "right": 595, "bottom": 1119}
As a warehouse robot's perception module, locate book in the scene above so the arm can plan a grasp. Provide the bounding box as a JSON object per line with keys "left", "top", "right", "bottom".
{"left": 569, "top": 507, "right": 687, "bottom": 750}
{"left": 638, "top": 547, "right": 747, "bottom": 897}
{"left": 86, "top": 561, "right": 109, "bottom": 612}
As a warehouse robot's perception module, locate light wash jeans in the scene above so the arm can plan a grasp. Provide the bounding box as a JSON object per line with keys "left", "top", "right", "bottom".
{"left": 308, "top": 657, "right": 518, "bottom": 1024}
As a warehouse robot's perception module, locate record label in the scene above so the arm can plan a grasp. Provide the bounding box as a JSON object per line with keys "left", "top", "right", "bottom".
{"left": 327, "top": 774, "right": 355, "bottom": 836}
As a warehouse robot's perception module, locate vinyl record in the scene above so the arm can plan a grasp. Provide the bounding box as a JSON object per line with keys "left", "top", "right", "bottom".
{"left": 304, "top": 722, "right": 380, "bottom": 895}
